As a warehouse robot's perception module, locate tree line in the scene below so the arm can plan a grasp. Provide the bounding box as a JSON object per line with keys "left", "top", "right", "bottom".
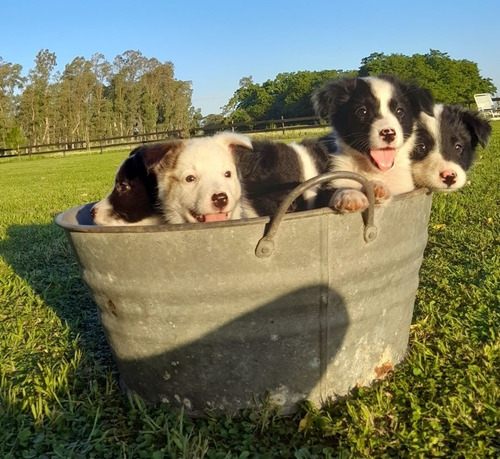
{"left": 216, "top": 50, "right": 496, "bottom": 129}
{"left": 0, "top": 49, "right": 496, "bottom": 150}
{"left": 0, "top": 50, "right": 197, "bottom": 151}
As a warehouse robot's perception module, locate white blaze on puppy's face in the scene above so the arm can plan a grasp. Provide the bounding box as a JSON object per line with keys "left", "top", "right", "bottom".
{"left": 365, "top": 77, "right": 405, "bottom": 171}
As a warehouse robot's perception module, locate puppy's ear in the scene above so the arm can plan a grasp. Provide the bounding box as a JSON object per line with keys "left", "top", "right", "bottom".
{"left": 312, "top": 77, "right": 358, "bottom": 120}
{"left": 404, "top": 84, "right": 435, "bottom": 117}
{"left": 215, "top": 131, "right": 253, "bottom": 151}
{"left": 462, "top": 110, "right": 492, "bottom": 149}
{"left": 136, "top": 141, "right": 183, "bottom": 172}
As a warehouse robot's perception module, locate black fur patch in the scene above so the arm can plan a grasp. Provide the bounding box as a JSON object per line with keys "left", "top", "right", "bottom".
{"left": 234, "top": 140, "right": 329, "bottom": 216}
{"left": 107, "top": 144, "right": 169, "bottom": 223}
{"left": 411, "top": 124, "right": 435, "bottom": 162}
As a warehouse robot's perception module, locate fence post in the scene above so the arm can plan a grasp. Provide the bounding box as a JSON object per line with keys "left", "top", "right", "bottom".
{"left": 231, "top": 120, "right": 235, "bottom": 132}
{"left": 281, "top": 116, "right": 285, "bottom": 135}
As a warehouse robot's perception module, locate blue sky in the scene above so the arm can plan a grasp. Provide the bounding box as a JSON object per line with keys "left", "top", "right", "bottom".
{"left": 2, "top": 0, "right": 499, "bottom": 116}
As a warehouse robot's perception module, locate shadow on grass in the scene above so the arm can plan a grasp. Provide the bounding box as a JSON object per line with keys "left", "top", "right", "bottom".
{"left": 0, "top": 222, "right": 113, "bottom": 365}
{"left": 0, "top": 220, "right": 350, "bottom": 415}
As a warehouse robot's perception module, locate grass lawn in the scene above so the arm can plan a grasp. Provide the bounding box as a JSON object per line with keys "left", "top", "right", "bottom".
{"left": 0, "top": 125, "right": 499, "bottom": 457}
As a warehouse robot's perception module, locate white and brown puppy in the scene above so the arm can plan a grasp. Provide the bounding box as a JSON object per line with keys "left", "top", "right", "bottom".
{"left": 91, "top": 143, "right": 170, "bottom": 225}
{"left": 154, "top": 132, "right": 258, "bottom": 223}
{"left": 411, "top": 104, "right": 491, "bottom": 191}
{"left": 313, "top": 74, "right": 434, "bottom": 212}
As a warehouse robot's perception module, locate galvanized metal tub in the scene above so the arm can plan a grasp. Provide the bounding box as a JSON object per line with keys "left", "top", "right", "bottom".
{"left": 55, "top": 172, "right": 433, "bottom": 416}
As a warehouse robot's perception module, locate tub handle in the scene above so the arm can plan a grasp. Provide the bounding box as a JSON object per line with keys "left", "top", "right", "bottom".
{"left": 255, "top": 171, "right": 378, "bottom": 258}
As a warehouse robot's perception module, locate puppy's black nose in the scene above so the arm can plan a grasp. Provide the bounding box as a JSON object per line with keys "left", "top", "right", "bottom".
{"left": 380, "top": 128, "right": 396, "bottom": 143}
{"left": 212, "top": 193, "right": 228, "bottom": 209}
{"left": 440, "top": 170, "right": 457, "bottom": 186}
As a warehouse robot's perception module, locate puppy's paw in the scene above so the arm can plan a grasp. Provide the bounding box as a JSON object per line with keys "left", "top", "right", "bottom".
{"left": 330, "top": 189, "right": 369, "bottom": 213}
{"left": 368, "top": 181, "right": 392, "bottom": 204}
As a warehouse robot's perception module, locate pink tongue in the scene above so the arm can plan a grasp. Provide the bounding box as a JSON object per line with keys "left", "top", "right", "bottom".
{"left": 204, "top": 213, "right": 228, "bottom": 222}
{"left": 370, "top": 149, "right": 396, "bottom": 171}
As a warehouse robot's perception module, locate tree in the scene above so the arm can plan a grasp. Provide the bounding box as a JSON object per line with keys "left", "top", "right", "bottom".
{"left": 358, "top": 50, "right": 496, "bottom": 104}
{"left": 17, "top": 49, "right": 57, "bottom": 145}
{"left": 0, "top": 57, "right": 24, "bottom": 148}
{"left": 109, "top": 51, "right": 146, "bottom": 136}
{"left": 223, "top": 70, "right": 356, "bottom": 124}
{"left": 223, "top": 76, "right": 274, "bottom": 121}
{"left": 4, "top": 125, "right": 25, "bottom": 151}
{"left": 140, "top": 61, "right": 192, "bottom": 133}
{"left": 57, "top": 56, "right": 97, "bottom": 146}
{"left": 89, "top": 53, "right": 113, "bottom": 139}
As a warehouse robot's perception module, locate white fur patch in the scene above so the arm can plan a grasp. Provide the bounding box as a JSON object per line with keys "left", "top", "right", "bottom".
{"left": 290, "top": 142, "right": 322, "bottom": 208}
{"left": 330, "top": 135, "right": 415, "bottom": 195}
{"left": 91, "top": 199, "right": 163, "bottom": 226}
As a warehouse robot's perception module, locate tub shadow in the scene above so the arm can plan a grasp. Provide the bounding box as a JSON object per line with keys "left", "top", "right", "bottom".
{"left": 104, "top": 284, "right": 349, "bottom": 416}
{"left": 1, "top": 221, "right": 349, "bottom": 416}
{"left": 0, "top": 222, "right": 112, "bottom": 364}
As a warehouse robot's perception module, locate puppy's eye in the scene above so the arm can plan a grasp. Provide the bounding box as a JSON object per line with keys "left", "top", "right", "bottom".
{"left": 118, "top": 181, "right": 131, "bottom": 192}
{"left": 185, "top": 175, "right": 196, "bottom": 183}
{"left": 396, "top": 107, "right": 405, "bottom": 117}
{"left": 415, "top": 143, "right": 427, "bottom": 154}
{"left": 455, "top": 143, "right": 463, "bottom": 154}
{"left": 355, "top": 107, "right": 367, "bottom": 118}
{"left": 224, "top": 171, "right": 232, "bottom": 178}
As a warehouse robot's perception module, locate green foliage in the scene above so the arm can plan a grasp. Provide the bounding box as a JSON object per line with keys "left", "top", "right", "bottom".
{"left": 225, "top": 49, "right": 496, "bottom": 123}
{"left": 224, "top": 70, "right": 356, "bottom": 124}
{"left": 3, "top": 126, "right": 25, "bottom": 151}
{"left": 0, "top": 58, "right": 24, "bottom": 149}
{"left": 359, "top": 49, "right": 496, "bottom": 103}
{"left": 0, "top": 124, "right": 499, "bottom": 456}
{"left": 4, "top": 50, "right": 194, "bottom": 149}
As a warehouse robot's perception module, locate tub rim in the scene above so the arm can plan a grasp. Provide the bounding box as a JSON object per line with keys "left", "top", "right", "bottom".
{"left": 55, "top": 187, "right": 430, "bottom": 234}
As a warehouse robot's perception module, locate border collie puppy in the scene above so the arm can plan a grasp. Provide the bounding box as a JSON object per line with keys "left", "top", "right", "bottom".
{"left": 153, "top": 132, "right": 258, "bottom": 223}
{"left": 91, "top": 143, "right": 170, "bottom": 225}
{"left": 312, "top": 74, "right": 434, "bottom": 212}
{"left": 234, "top": 138, "right": 330, "bottom": 216}
{"left": 411, "top": 104, "right": 491, "bottom": 191}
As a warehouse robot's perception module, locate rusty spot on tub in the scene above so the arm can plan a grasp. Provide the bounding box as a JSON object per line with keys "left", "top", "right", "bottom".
{"left": 375, "top": 361, "right": 393, "bottom": 379}
{"left": 108, "top": 300, "right": 118, "bottom": 317}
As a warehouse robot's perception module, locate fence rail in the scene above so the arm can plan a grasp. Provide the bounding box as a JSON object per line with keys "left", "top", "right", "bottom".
{"left": 0, "top": 116, "right": 324, "bottom": 160}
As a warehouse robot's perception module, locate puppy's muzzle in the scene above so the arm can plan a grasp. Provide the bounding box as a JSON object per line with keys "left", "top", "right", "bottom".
{"left": 212, "top": 192, "right": 228, "bottom": 209}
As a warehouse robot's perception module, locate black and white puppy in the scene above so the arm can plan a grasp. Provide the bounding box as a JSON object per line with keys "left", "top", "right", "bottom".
{"left": 235, "top": 138, "right": 330, "bottom": 216}
{"left": 91, "top": 143, "right": 170, "bottom": 225}
{"left": 411, "top": 104, "right": 491, "bottom": 191}
{"left": 313, "top": 74, "right": 434, "bottom": 212}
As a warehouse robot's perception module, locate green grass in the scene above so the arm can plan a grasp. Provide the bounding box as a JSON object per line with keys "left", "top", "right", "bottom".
{"left": 0, "top": 126, "right": 499, "bottom": 457}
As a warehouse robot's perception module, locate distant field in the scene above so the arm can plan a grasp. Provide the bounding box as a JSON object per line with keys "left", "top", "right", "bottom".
{"left": 0, "top": 124, "right": 499, "bottom": 457}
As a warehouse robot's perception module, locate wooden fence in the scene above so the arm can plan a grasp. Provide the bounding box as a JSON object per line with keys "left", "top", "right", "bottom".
{"left": 0, "top": 116, "right": 324, "bottom": 160}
